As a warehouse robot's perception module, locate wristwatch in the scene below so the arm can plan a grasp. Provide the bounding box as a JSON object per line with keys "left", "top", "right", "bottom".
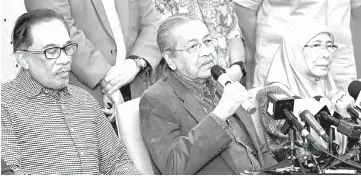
{"left": 128, "top": 55, "right": 146, "bottom": 68}
{"left": 231, "top": 61, "right": 247, "bottom": 77}
{"left": 127, "top": 55, "right": 149, "bottom": 74}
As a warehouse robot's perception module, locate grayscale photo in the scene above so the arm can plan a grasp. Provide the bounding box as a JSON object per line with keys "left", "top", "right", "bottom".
{"left": 1, "top": 0, "right": 361, "bottom": 175}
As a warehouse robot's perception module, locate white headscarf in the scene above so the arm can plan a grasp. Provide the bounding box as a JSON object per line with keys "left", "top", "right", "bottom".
{"left": 265, "top": 18, "right": 338, "bottom": 98}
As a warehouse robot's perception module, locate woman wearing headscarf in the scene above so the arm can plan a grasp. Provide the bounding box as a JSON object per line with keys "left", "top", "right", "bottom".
{"left": 265, "top": 19, "right": 338, "bottom": 98}
{"left": 233, "top": 0, "right": 359, "bottom": 89}
{"left": 260, "top": 19, "right": 346, "bottom": 161}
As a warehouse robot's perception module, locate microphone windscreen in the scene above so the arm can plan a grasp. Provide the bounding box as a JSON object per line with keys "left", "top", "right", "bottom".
{"left": 348, "top": 80, "right": 361, "bottom": 100}
{"left": 211, "top": 65, "right": 225, "bottom": 80}
{"left": 256, "top": 85, "right": 291, "bottom": 137}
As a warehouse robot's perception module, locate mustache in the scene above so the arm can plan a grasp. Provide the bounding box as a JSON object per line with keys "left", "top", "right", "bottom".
{"left": 56, "top": 67, "right": 71, "bottom": 74}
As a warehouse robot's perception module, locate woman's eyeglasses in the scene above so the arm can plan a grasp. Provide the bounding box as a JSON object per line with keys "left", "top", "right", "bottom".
{"left": 304, "top": 43, "right": 338, "bottom": 53}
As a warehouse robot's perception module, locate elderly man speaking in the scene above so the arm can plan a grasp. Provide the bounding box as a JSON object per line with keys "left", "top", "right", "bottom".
{"left": 1, "top": 9, "right": 139, "bottom": 175}
{"left": 140, "top": 13, "right": 277, "bottom": 175}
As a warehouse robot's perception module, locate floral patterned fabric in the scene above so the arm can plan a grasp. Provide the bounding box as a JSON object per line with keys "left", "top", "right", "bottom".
{"left": 153, "top": 0, "right": 242, "bottom": 68}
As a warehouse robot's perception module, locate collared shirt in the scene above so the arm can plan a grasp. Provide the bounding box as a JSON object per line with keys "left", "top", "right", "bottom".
{"left": 101, "top": 0, "right": 127, "bottom": 64}
{"left": 174, "top": 72, "right": 261, "bottom": 173}
{"left": 1, "top": 69, "right": 140, "bottom": 175}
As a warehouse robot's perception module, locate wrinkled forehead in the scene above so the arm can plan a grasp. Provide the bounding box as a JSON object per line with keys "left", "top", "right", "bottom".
{"left": 29, "top": 20, "right": 70, "bottom": 49}
{"left": 172, "top": 20, "right": 209, "bottom": 46}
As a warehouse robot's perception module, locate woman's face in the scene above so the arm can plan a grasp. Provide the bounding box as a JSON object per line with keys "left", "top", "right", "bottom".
{"left": 303, "top": 33, "right": 335, "bottom": 77}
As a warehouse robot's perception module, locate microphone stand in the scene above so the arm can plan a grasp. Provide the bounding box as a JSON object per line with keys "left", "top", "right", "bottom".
{"left": 265, "top": 110, "right": 311, "bottom": 174}
{"left": 264, "top": 126, "right": 304, "bottom": 174}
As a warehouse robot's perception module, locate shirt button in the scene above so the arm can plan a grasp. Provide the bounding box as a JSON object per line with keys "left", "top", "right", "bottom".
{"left": 110, "top": 49, "right": 117, "bottom": 55}
{"left": 61, "top": 104, "right": 65, "bottom": 109}
{"left": 80, "top": 151, "right": 84, "bottom": 156}
{"left": 43, "top": 89, "right": 49, "bottom": 94}
{"left": 70, "top": 128, "right": 74, "bottom": 132}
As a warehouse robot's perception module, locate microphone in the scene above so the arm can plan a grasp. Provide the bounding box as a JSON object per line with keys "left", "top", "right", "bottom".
{"left": 348, "top": 80, "right": 361, "bottom": 112}
{"left": 327, "top": 90, "right": 358, "bottom": 119}
{"left": 256, "top": 85, "right": 292, "bottom": 135}
{"left": 266, "top": 92, "right": 315, "bottom": 143}
{"left": 299, "top": 109, "right": 330, "bottom": 142}
{"left": 292, "top": 95, "right": 330, "bottom": 142}
{"left": 348, "top": 80, "right": 361, "bottom": 100}
{"left": 284, "top": 109, "right": 315, "bottom": 143}
{"left": 315, "top": 108, "right": 361, "bottom": 139}
{"left": 211, "top": 65, "right": 256, "bottom": 114}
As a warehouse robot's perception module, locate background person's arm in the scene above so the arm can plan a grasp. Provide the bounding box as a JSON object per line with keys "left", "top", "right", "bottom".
{"left": 129, "top": 0, "right": 162, "bottom": 71}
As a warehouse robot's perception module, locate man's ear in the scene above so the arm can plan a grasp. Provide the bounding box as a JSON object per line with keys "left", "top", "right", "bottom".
{"left": 15, "top": 51, "right": 29, "bottom": 69}
{"left": 163, "top": 52, "right": 176, "bottom": 70}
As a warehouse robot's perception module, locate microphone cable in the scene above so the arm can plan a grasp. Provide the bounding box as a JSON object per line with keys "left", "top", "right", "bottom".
{"left": 310, "top": 141, "right": 361, "bottom": 170}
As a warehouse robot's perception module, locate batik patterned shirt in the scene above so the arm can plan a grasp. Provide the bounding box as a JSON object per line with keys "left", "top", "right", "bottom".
{"left": 154, "top": 0, "right": 242, "bottom": 68}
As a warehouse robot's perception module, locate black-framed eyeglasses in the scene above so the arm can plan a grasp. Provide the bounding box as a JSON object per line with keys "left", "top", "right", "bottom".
{"left": 304, "top": 43, "right": 338, "bottom": 53}
{"left": 20, "top": 43, "right": 78, "bottom": 59}
{"left": 167, "top": 37, "right": 216, "bottom": 54}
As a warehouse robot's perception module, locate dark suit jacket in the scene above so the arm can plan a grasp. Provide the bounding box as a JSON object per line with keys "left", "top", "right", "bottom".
{"left": 1, "top": 159, "right": 14, "bottom": 175}
{"left": 24, "top": 0, "right": 162, "bottom": 107}
{"left": 139, "top": 73, "right": 277, "bottom": 175}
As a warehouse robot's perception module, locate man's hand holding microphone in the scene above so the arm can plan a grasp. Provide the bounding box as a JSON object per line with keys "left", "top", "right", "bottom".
{"left": 213, "top": 82, "right": 253, "bottom": 120}
{"left": 211, "top": 65, "right": 255, "bottom": 121}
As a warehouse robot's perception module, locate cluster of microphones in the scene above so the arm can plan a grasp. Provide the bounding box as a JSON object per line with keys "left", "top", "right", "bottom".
{"left": 257, "top": 80, "right": 361, "bottom": 173}
{"left": 210, "top": 65, "right": 361, "bottom": 173}
{"left": 261, "top": 81, "right": 361, "bottom": 142}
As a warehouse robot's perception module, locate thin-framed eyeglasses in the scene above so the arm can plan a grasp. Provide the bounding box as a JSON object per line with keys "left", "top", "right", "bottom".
{"left": 19, "top": 43, "right": 78, "bottom": 59}
{"left": 167, "top": 37, "right": 216, "bottom": 54}
{"left": 304, "top": 43, "right": 338, "bottom": 53}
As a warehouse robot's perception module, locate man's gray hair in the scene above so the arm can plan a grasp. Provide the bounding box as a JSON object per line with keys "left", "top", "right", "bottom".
{"left": 157, "top": 13, "right": 202, "bottom": 56}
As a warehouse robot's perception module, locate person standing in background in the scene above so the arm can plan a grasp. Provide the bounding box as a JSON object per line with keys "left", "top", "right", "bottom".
{"left": 153, "top": 0, "right": 247, "bottom": 83}
{"left": 234, "top": 0, "right": 361, "bottom": 90}
{"left": 24, "top": 0, "right": 162, "bottom": 125}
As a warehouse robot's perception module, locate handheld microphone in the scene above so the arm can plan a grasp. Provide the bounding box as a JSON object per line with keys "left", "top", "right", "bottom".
{"left": 211, "top": 65, "right": 256, "bottom": 114}
{"left": 348, "top": 80, "right": 361, "bottom": 101}
{"left": 299, "top": 109, "right": 330, "bottom": 142}
{"left": 283, "top": 109, "right": 315, "bottom": 143}
{"left": 292, "top": 95, "right": 330, "bottom": 141}
{"left": 327, "top": 90, "right": 357, "bottom": 119}
{"left": 348, "top": 80, "right": 361, "bottom": 113}
{"left": 315, "top": 108, "right": 361, "bottom": 139}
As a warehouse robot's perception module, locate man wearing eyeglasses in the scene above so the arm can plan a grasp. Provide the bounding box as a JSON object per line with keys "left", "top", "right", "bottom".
{"left": 24, "top": 0, "right": 162, "bottom": 125}
{"left": 1, "top": 9, "right": 140, "bottom": 175}
{"left": 139, "top": 13, "right": 277, "bottom": 175}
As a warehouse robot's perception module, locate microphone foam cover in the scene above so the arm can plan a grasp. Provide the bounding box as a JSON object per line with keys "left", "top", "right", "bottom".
{"left": 348, "top": 80, "right": 361, "bottom": 100}
{"left": 211, "top": 65, "right": 225, "bottom": 80}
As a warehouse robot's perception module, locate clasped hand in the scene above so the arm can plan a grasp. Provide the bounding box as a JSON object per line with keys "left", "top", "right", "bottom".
{"left": 100, "top": 59, "right": 140, "bottom": 97}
